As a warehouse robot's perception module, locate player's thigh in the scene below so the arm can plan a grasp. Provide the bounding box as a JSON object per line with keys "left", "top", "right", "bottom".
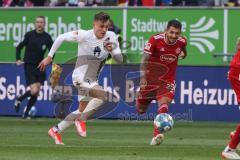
{"left": 75, "top": 81, "right": 108, "bottom": 101}
{"left": 36, "top": 69, "right": 46, "bottom": 85}
{"left": 24, "top": 64, "right": 35, "bottom": 86}
{"left": 78, "top": 100, "right": 89, "bottom": 112}
{"left": 29, "top": 82, "right": 41, "bottom": 95}
{"left": 89, "top": 85, "right": 107, "bottom": 100}
{"left": 25, "top": 64, "right": 45, "bottom": 87}
{"left": 136, "top": 88, "right": 153, "bottom": 113}
{"left": 74, "top": 81, "right": 98, "bottom": 98}
{"left": 136, "top": 98, "right": 151, "bottom": 114}
{"left": 156, "top": 80, "right": 175, "bottom": 105}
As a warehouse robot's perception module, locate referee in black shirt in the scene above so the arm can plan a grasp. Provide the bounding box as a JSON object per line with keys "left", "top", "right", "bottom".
{"left": 15, "top": 16, "right": 53, "bottom": 119}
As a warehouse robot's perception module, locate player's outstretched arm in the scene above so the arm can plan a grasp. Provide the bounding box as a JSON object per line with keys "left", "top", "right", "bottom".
{"left": 38, "top": 31, "right": 82, "bottom": 71}
{"left": 48, "top": 31, "right": 80, "bottom": 58}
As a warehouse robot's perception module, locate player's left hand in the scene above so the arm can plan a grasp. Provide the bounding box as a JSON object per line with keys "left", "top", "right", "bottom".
{"left": 104, "top": 41, "right": 113, "bottom": 53}
{"left": 38, "top": 56, "right": 52, "bottom": 71}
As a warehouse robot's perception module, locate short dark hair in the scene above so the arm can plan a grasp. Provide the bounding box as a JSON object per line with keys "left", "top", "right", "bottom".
{"left": 94, "top": 12, "right": 110, "bottom": 22}
{"left": 167, "top": 19, "right": 182, "bottom": 31}
{"left": 36, "top": 16, "right": 45, "bottom": 22}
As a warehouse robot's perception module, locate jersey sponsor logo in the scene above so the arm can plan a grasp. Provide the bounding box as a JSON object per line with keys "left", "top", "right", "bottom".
{"left": 160, "top": 54, "right": 177, "bottom": 63}
{"left": 93, "top": 46, "right": 101, "bottom": 57}
{"left": 144, "top": 42, "right": 152, "bottom": 51}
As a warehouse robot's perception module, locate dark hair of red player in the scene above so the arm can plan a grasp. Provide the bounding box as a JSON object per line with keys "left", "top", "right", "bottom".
{"left": 167, "top": 20, "right": 182, "bottom": 31}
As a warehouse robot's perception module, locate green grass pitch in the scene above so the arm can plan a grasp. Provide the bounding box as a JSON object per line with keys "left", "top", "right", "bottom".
{"left": 0, "top": 117, "right": 238, "bottom": 160}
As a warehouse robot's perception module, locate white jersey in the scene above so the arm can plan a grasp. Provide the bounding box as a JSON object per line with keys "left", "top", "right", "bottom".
{"left": 48, "top": 29, "right": 121, "bottom": 86}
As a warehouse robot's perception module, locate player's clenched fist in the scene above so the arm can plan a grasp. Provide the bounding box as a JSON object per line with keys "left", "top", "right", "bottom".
{"left": 104, "top": 41, "right": 113, "bottom": 53}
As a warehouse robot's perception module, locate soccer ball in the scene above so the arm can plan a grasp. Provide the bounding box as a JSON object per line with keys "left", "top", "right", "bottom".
{"left": 154, "top": 113, "right": 174, "bottom": 132}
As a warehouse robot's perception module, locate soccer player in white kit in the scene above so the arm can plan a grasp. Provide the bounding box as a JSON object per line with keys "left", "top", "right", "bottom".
{"left": 38, "top": 12, "right": 123, "bottom": 145}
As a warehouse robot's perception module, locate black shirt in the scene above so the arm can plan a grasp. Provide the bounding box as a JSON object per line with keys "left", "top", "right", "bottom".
{"left": 16, "top": 30, "right": 53, "bottom": 64}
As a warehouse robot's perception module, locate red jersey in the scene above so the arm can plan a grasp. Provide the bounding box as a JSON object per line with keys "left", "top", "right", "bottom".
{"left": 143, "top": 33, "right": 187, "bottom": 82}
{"left": 230, "top": 50, "right": 240, "bottom": 69}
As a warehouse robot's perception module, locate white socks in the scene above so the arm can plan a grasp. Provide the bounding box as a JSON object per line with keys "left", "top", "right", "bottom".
{"left": 79, "top": 98, "right": 104, "bottom": 121}
{"left": 57, "top": 110, "right": 81, "bottom": 133}
{"left": 55, "top": 98, "right": 104, "bottom": 133}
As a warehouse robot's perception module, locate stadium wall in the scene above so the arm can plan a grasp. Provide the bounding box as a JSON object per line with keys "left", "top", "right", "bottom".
{"left": 0, "top": 64, "right": 239, "bottom": 122}
{"left": 0, "top": 8, "right": 240, "bottom": 65}
{"left": 1, "top": 8, "right": 239, "bottom": 121}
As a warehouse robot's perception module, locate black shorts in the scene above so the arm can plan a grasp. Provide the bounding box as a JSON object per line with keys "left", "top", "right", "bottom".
{"left": 24, "top": 63, "right": 46, "bottom": 86}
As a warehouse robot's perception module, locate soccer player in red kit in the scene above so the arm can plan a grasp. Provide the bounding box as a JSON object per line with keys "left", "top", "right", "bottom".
{"left": 221, "top": 39, "right": 240, "bottom": 159}
{"left": 136, "top": 19, "right": 187, "bottom": 145}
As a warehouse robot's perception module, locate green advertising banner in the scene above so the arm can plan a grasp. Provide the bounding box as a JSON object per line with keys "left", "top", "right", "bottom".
{"left": 0, "top": 8, "right": 238, "bottom": 66}
{"left": 0, "top": 8, "right": 123, "bottom": 63}
{"left": 228, "top": 9, "right": 240, "bottom": 54}
{"left": 126, "top": 9, "right": 226, "bottom": 66}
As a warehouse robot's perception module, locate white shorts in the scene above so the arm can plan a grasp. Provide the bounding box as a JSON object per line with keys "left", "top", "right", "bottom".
{"left": 72, "top": 64, "right": 99, "bottom": 101}
{"left": 72, "top": 78, "right": 98, "bottom": 102}
{"left": 75, "top": 81, "right": 98, "bottom": 101}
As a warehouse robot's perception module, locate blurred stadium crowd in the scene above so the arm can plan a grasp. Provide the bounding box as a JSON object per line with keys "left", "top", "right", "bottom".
{"left": 0, "top": 0, "right": 239, "bottom": 7}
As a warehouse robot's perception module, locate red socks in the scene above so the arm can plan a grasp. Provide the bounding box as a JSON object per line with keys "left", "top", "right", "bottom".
{"left": 153, "top": 124, "right": 160, "bottom": 137}
{"left": 153, "top": 104, "right": 169, "bottom": 136}
{"left": 229, "top": 124, "right": 240, "bottom": 149}
{"left": 157, "top": 103, "right": 169, "bottom": 114}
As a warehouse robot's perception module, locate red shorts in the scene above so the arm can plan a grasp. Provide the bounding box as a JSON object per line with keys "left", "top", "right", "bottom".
{"left": 136, "top": 80, "right": 175, "bottom": 106}
{"left": 228, "top": 68, "right": 240, "bottom": 103}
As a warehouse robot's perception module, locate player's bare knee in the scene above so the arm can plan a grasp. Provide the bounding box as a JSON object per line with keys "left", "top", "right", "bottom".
{"left": 93, "top": 93, "right": 106, "bottom": 101}
{"left": 89, "top": 89, "right": 107, "bottom": 101}
{"left": 30, "top": 89, "right": 39, "bottom": 96}
{"left": 99, "top": 91, "right": 107, "bottom": 101}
